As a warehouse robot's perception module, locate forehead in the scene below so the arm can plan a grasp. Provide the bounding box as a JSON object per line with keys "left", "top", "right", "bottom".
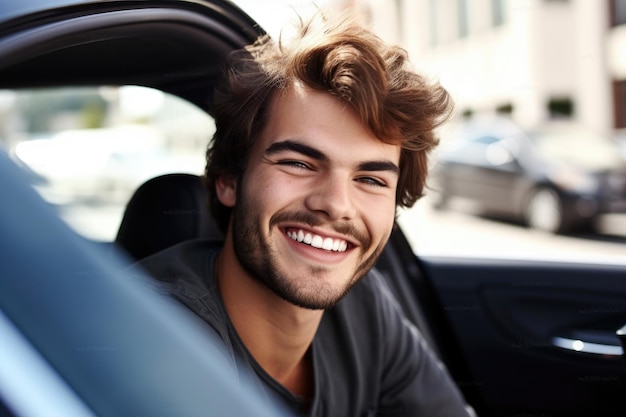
{"left": 256, "top": 84, "right": 401, "bottom": 164}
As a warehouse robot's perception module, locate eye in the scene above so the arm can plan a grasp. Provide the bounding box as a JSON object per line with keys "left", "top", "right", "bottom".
{"left": 357, "top": 176, "right": 387, "bottom": 187}
{"left": 277, "top": 160, "right": 311, "bottom": 170}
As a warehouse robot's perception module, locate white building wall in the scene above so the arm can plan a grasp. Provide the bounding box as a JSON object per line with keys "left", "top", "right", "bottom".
{"left": 363, "top": 0, "right": 400, "bottom": 44}
{"left": 572, "top": 0, "right": 612, "bottom": 135}
{"left": 352, "top": 0, "right": 614, "bottom": 135}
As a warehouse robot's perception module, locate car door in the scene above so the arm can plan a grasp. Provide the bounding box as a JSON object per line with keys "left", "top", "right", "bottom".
{"left": 382, "top": 222, "right": 626, "bottom": 417}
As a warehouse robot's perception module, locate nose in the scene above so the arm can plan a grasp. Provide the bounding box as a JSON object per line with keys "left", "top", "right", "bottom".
{"left": 304, "top": 172, "right": 357, "bottom": 221}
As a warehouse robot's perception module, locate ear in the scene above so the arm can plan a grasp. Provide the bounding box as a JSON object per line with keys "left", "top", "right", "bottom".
{"left": 215, "top": 173, "right": 237, "bottom": 207}
{"left": 215, "top": 174, "right": 237, "bottom": 207}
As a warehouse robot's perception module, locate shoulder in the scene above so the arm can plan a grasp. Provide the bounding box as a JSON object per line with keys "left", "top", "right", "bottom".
{"left": 132, "top": 238, "right": 223, "bottom": 283}
{"left": 127, "top": 238, "right": 230, "bottom": 338}
{"left": 126, "top": 238, "right": 224, "bottom": 308}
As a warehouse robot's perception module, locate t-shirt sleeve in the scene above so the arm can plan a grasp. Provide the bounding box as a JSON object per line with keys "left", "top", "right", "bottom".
{"left": 372, "top": 270, "right": 471, "bottom": 417}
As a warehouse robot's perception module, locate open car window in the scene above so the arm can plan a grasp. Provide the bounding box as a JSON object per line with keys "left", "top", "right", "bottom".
{"left": 2, "top": 86, "right": 212, "bottom": 241}
{"left": 3, "top": 83, "right": 626, "bottom": 266}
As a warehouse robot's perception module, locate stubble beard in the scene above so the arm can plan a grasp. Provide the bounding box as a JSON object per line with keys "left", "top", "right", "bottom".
{"left": 230, "top": 192, "right": 387, "bottom": 310}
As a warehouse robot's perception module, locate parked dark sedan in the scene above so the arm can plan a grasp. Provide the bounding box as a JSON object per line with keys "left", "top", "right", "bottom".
{"left": 1, "top": 1, "right": 626, "bottom": 417}
{"left": 432, "top": 116, "right": 626, "bottom": 233}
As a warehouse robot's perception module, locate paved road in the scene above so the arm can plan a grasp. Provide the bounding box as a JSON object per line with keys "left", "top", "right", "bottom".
{"left": 397, "top": 196, "right": 626, "bottom": 265}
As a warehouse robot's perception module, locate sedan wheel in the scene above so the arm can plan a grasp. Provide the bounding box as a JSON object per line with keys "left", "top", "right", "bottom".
{"left": 525, "top": 187, "right": 564, "bottom": 233}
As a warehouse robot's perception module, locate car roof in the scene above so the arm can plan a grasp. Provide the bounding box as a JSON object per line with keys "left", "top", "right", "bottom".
{"left": 0, "top": 0, "right": 263, "bottom": 36}
{"left": 0, "top": 0, "right": 265, "bottom": 108}
{"left": 0, "top": 0, "right": 83, "bottom": 23}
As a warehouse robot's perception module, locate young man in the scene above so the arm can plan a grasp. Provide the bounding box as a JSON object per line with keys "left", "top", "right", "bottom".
{"left": 136, "top": 12, "right": 471, "bottom": 417}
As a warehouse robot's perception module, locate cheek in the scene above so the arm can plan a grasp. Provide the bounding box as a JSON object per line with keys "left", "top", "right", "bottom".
{"left": 360, "top": 198, "right": 396, "bottom": 240}
{"left": 242, "top": 171, "right": 307, "bottom": 211}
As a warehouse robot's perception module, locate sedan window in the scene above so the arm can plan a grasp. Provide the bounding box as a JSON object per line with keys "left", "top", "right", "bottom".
{"left": 2, "top": 86, "right": 213, "bottom": 241}
{"left": 534, "top": 129, "right": 625, "bottom": 170}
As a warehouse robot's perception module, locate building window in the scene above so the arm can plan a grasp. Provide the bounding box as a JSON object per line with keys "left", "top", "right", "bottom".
{"left": 492, "top": 0, "right": 506, "bottom": 27}
{"left": 613, "top": 80, "right": 626, "bottom": 128}
{"left": 458, "top": 0, "right": 469, "bottom": 38}
{"left": 496, "top": 102, "right": 514, "bottom": 115}
{"left": 395, "top": 0, "right": 405, "bottom": 43}
{"left": 429, "top": 0, "right": 439, "bottom": 46}
{"left": 547, "top": 97, "right": 574, "bottom": 119}
{"left": 462, "top": 108, "right": 474, "bottom": 119}
{"left": 610, "top": 0, "right": 626, "bottom": 26}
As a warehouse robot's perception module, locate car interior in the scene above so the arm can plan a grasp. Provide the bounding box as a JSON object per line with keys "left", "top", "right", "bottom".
{"left": 0, "top": 2, "right": 480, "bottom": 411}
{"left": 2, "top": 2, "right": 626, "bottom": 417}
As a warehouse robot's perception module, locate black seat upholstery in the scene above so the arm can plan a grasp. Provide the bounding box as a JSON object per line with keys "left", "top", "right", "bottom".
{"left": 115, "top": 173, "right": 223, "bottom": 261}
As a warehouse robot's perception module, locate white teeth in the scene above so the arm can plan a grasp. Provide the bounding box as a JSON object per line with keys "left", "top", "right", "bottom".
{"left": 286, "top": 229, "right": 348, "bottom": 252}
{"left": 311, "top": 235, "right": 323, "bottom": 248}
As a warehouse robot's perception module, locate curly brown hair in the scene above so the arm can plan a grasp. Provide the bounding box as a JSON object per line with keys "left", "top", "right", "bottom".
{"left": 205, "top": 12, "right": 453, "bottom": 233}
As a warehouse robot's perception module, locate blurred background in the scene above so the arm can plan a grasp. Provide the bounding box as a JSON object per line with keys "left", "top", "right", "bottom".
{"left": 235, "top": 0, "right": 626, "bottom": 263}
{"left": 1, "top": 0, "right": 625, "bottom": 264}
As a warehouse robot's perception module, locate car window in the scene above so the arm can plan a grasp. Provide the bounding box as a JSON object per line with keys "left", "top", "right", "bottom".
{"left": 1, "top": 86, "right": 212, "bottom": 241}
{"left": 533, "top": 128, "right": 624, "bottom": 170}
{"left": 4, "top": 0, "right": 626, "bottom": 268}
{"left": 442, "top": 136, "right": 501, "bottom": 165}
{"left": 382, "top": 0, "right": 626, "bottom": 266}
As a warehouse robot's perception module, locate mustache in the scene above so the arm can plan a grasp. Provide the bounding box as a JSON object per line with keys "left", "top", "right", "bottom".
{"left": 269, "top": 211, "right": 371, "bottom": 250}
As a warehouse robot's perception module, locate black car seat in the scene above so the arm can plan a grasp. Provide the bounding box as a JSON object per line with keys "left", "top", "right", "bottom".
{"left": 115, "top": 173, "right": 223, "bottom": 261}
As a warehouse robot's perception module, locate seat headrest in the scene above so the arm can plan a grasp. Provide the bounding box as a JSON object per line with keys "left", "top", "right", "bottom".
{"left": 115, "top": 173, "right": 223, "bottom": 261}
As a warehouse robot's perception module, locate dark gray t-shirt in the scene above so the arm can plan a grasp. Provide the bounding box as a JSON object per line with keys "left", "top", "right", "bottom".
{"left": 134, "top": 239, "right": 470, "bottom": 417}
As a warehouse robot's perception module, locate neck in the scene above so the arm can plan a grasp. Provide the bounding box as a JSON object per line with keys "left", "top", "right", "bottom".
{"left": 215, "top": 236, "right": 321, "bottom": 397}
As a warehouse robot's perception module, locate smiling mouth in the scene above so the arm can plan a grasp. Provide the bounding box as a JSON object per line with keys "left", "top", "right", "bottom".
{"left": 286, "top": 228, "right": 349, "bottom": 252}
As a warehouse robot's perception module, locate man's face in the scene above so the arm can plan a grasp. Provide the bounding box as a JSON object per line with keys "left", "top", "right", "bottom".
{"left": 227, "top": 84, "right": 400, "bottom": 310}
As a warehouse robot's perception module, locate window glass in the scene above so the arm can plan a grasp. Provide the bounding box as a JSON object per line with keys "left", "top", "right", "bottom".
{"left": 491, "top": 0, "right": 506, "bottom": 27}
{"left": 441, "top": 136, "right": 497, "bottom": 165}
{"left": 397, "top": 118, "right": 626, "bottom": 264}
{"left": 428, "top": 0, "right": 439, "bottom": 46}
{"left": 614, "top": 81, "right": 626, "bottom": 129}
{"left": 533, "top": 128, "right": 624, "bottom": 170}
{"left": 5, "top": 0, "right": 626, "bottom": 267}
{"left": 458, "top": 0, "right": 469, "bottom": 38}
{"left": 612, "top": 0, "right": 626, "bottom": 26}
{"left": 2, "top": 86, "right": 212, "bottom": 241}
{"left": 353, "top": 0, "right": 626, "bottom": 266}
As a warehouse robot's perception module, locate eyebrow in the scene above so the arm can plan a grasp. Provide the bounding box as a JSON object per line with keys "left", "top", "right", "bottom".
{"left": 357, "top": 160, "right": 399, "bottom": 175}
{"left": 265, "top": 139, "right": 399, "bottom": 175}
{"left": 265, "top": 140, "right": 328, "bottom": 162}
